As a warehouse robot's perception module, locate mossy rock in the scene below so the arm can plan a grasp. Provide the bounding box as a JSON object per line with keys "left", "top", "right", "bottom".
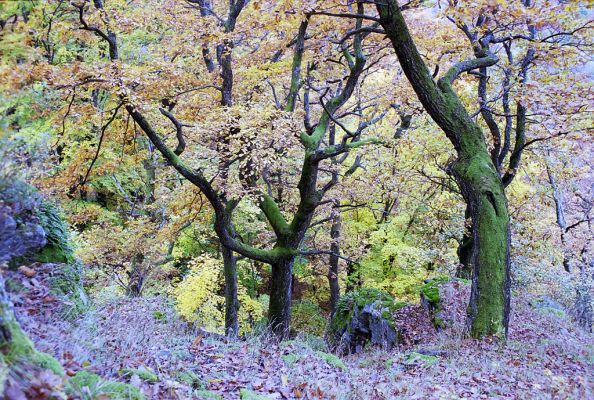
{"left": 420, "top": 277, "right": 453, "bottom": 330}
{"left": 122, "top": 366, "right": 159, "bottom": 383}
{"left": 316, "top": 351, "right": 347, "bottom": 371}
{"left": 65, "top": 370, "right": 144, "bottom": 400}
{"left": 239, "top": 388, "right": 272, "bottom": 399}
{"left": 330, "top": 288, "right": 404, "bottom": 353}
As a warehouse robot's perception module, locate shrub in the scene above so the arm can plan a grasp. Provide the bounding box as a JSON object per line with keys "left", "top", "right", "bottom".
{"left": 291, "top": 300, "right": 327, "bottom": 336}
{"left": 172, "top": 255, "right": 264, "bottom": 335}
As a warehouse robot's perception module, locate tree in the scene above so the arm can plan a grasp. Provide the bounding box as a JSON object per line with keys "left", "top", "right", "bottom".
{"left": 447, "top": 0, "right": 593, "bottom": 278}
{"left": 373, "top": 0, "right": 511, "bottom": 337}
{"left": 356, "top": 0, "right": 591, "bottom": 338}
{"left": 63, "top": 0, "right": 383, "bottom": 338}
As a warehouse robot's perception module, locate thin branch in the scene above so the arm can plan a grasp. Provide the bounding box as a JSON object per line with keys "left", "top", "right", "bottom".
{"left": 80, "top": 101, "right": 124, "bottom": 188}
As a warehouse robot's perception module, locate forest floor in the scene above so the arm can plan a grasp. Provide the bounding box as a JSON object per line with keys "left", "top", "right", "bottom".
{"left": 7, "top": 263, "right": 594, "bottom": 400}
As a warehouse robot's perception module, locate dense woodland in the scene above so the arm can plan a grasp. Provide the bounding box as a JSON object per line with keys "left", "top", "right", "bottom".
{"left": 0, "top": 0, "right": 593, "bottom": 399}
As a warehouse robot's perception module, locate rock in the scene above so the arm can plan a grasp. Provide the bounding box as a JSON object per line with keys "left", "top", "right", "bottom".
{"left": 330, "top": 288, "right": 404, "bottom": 354}
{"left": 420, "top": 277, "right": 452, "bottom": 331}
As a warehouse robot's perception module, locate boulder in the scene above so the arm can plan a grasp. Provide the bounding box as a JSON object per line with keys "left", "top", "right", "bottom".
{"left": 330, "top": 288, "right": 404, "bottom": 354}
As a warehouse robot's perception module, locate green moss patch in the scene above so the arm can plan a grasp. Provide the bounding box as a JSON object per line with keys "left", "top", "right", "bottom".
{"left": 2, "top": 314, "right": 65, "bottom": 376}
{"left": 65, "top": 370, "right": 144, "bottom": 400}
{"left": 176, "top": 370, "right": 205, "bottom": 389}
{"left": 195, "top": 389, "right": 223, "bottom": 399}
{"left": 122, "top": 366, "right": 159, "bottom": 383}
{"left": 403, "top": 352, "right": 438, "bottom": 367}
{"left": 239, "top": 388, "right": 271, "bottom": 399}
{"left": 316, "top": 351, "right": 347, "bottom": 371}
{"left": 281, "top": 353, "right": 300, "bottom": 367}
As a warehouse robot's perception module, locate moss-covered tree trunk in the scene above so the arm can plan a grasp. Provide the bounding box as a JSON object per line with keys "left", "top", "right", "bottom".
{"left": 268, "top": 255, "right": 295, "bottom": 337}
{"left": 452, "top": 144, "right": 511, "bottom": 337}
{"left": 377, "top": 0, "right": 511, "bottom": 337}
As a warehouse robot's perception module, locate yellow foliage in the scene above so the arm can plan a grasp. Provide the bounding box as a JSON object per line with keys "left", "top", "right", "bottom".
{"left": 172, "top": 255, "right": 264, "bottom": 335}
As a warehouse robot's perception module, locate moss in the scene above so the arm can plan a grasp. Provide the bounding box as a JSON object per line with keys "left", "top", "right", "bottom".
{"left": 403, "top": 352, "right": 438, "bottom": 367}
{"left": 176, "top": 371, "right": 204, "bottom": 389}
{"left": 420, "top": 277, "right": 454, "bottom": 330}
{"left": 316, "top": 350, "right": 347, "bottom": 371}
{"left": 420, "top": 284, "right": 440, "bottom": 305}
{"left": 384, "top": 358, "right": 394, "bottom": 369}
{"left": 195, "top": 389, "right": 224, "bottom": 399}
{"left": 122, "top": 366, "right": 159, "bottom": 383}
{"left": 331, "top": 288, "right": 404, "bottom": 334}
{"left": 239, "top": 388, "right": 271, "bottom": 399}
{"left": 30, "top": 351, "right": 65, "bottom": 376}
{"left": 35, "top": 245, "right": 70, "bottom": 264}
{"left": 281, "top": 353, "right": 300, "bottom": 367}
{"left": 152, "top": 310, "right": 167, "bottom": 321}
{"left": 3, "top": 315, "right": 65, "bottom": 376}
{"left": 65, "top": 370, "right": 144, "bottom": 400}
{"left": 420, "top": 276, "right": 451, "bottom": 305}
{"left": 459, "top": 278, "right": 471, "bottom": 285}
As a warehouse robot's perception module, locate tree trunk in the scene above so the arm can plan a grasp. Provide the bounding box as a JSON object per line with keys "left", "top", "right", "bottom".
{"left": 222, "top": 245, "right": 239, "bottom": 337}
{"left": 456, "top": 205, "right": 473, "bottom": 279}
{"left": 328, "top": 205, "right": 341, "bottom": 315}
{"left": 268, "top": 256, "right": 294, "bottom": 338}
{"left": 546, "top": 161, "right": 571, "bottom": 272}
{"left": 453, "top": 151, "right": 511, "bottom": 338}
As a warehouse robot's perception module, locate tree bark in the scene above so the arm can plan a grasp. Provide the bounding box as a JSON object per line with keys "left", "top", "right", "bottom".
{"left": 546, "top": 161, "right": 571, "bottom": 272}
{"left": 222, "top": 245, "right": 239, "bottom": 336}
{"left": 268, "top": 255, "right": 294, "bottom": 337}
{"left": 328, "top": 204, "right": 341, "bottom": 314}
{"left": 456, "top": 205, "right": 473, "bottom": 279}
